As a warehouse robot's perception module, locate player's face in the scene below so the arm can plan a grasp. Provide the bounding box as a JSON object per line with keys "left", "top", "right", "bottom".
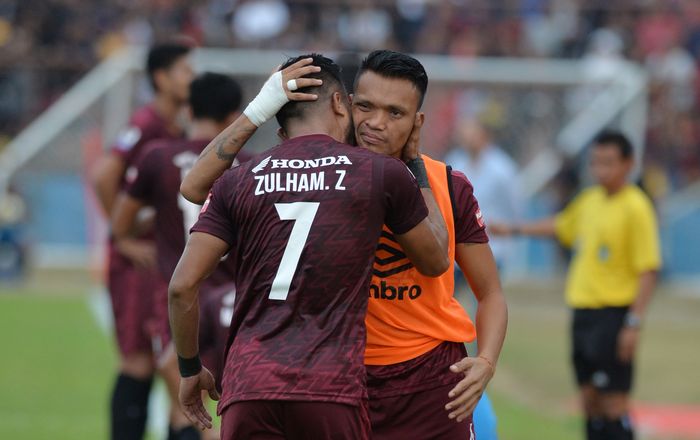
{"left": 162, "top": 55, "right": 195, "bottom": 104}
{"left": 352, "top": 71, "right": 421, "bottom": 158}
{"left": 590, "top": 144, "right": 632, "bottom": 188}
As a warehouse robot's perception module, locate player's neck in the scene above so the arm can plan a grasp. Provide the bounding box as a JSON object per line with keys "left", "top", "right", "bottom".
{"left": 188, "top": 120, "right": 224, "bottom": 141}
{"left": 152, "top": 95, "right": 182, "bottom": 126}
{"left": 285, "top": 120, "right": 343, "bottom": 143}
{"left": 603, "top": 180, "right": 627, "bottom": 195}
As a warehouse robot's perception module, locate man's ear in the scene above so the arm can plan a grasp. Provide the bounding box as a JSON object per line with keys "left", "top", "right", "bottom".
{"left": 277, "top": 127, "right": 289, "bottom": 141}
{"left": 331, "top": 91, "right": 348, "bottom": 117}
{"left": 414, "top": 112, "right": 425, "bottom": 129}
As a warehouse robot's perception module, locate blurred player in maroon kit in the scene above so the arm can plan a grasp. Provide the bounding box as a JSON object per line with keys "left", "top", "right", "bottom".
{"left": 168, "top": 54, "right": 451, "bottom": 439}
{"left": 197, "top": 282, "right": 236, "bottom": 390}
{"left": 111, "top": 73, "right": 243, "bottom": 440}
{"left": 91, "top": 42, "right": 193, "bottom": 440}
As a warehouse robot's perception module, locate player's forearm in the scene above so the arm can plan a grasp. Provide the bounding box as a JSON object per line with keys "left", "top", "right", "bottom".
{"left": 629, "top": 270, "right": 658, "bottom": 320}
{"left": 420, "top": 187, "right": 450, "bottom": 258}
{"left": 455, "top": 243, "right": 507, "bottom": 366}
{"left": 110, "top": 194, "right": 140, "bottom": 239}
{"left": 181, "top": 116, "right": 258, "bottom": 204}
{"left": 91, "top": 156, "right": 125, "bottom": 216}
{"left": 511, "top": 218, "right": 557, "bottom": 237}
{"left": 169, "top": 233, "right": 231, "bottom": 358}
{"left": 474, "top": 289, "right": 508, "bottom": 367}
{"left": 92, "top": 169, "right": 119, "bottom": 216}
{"left": 168, "top": 279, "right": 201, "bottom": 359}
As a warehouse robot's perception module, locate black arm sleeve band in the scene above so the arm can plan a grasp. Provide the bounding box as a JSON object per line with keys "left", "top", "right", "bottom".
{"left": 406, "top": 157, "right": 430, "bottom": 188}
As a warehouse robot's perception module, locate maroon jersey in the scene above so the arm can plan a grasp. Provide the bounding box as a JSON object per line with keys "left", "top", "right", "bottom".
{"left": 450, "top": 170, "right": 489, "bottom": 244}
{"left": 125, "top": 138, "right": 250, "bottom": 284}
{"left": 191, "top": 134, "right": 428, "bottom": 412}
{"left": 111, "top": 104, "right": 179, "bottom": 174}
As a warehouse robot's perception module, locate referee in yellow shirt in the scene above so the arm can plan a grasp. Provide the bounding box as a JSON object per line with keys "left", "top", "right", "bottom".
{"left": 491, "top": 131, "right": 661, "bottom": 440}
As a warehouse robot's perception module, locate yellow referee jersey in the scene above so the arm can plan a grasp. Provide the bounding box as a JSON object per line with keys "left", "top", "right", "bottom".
{"left": 554, "top": 184, "right": 661, "bottom": 308}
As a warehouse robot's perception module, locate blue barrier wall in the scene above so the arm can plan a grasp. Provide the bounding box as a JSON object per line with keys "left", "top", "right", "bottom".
{"left": 17, "top": 173, "right": 88, "bottom": 246}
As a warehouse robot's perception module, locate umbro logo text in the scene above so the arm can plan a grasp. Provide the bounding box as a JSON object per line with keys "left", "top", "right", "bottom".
{"left": 369, "top": 281, "right": 422, "bottom": 301}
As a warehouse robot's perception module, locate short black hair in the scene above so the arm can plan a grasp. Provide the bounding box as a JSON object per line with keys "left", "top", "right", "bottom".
{"left": 146, "top": 43, "right": 192, "bottom": 91}
{"left": 356, "top": 50, "right": 428, "bottom": 108}
{"left": 189, "top": 73, "right": 242, "bottom": 122}
{"left": 275, "top": 53, "right": 346, "bottom": 131}
{"left": 593, "top": 130, "right": 634, "bottom": 159}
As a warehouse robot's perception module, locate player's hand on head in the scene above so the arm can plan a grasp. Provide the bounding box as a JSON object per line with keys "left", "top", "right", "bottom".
{"left": 445, "top": 356, "right": 495, "bottom": 422}
{"left": 115, "top": 238, "right": 157, "bottom": 270}
{"left": 281, "top": 57, "right": 323, "bottom": 102}
{"left": 244, "top": 57, "right": 322, "bottom": 127}
{"left": 401, "top": 113, "right": 424, "bottom": 162}
{"left": 179, "top": 367, "right": 219, "bottom": 431}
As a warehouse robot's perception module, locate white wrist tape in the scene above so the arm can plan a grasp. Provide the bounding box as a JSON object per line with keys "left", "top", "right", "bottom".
{"left": 243, "top": 71, "right": 289, "bottom": 127}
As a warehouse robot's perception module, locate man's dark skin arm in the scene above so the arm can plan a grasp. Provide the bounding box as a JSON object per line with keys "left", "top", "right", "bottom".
{"left": 393, "top": 215, "right": 450, "bottom": 277}
{"left": 394, "top": 115, "right": 450, "bottom": 276}
{"left": 180, "top": 58, "right": 322, "bottom": 204}
{"left": 92, "top": 154, "right": 126, "bottom": 216}
{"left": 111, "top": 193, "right": 157, "bottom": 269}
{"left": 488, "top": 218, "right": 556, "bottom": 237}
{"left": 168, "top": 232, "right": 229, "bottom": 430}
{"left": 445, "top": 242, "right": 507, "bottom": 422}
{"left": 180, "top": 116, "right": 258, "bottom": 204}
{"left": 618, "top": 270, "right": 657, "bottom": 362}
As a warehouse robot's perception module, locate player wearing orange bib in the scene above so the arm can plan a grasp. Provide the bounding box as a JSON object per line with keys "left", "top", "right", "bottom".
{"left": 354, "top": 51, "right": 507, "bottom": 440}
{"left": 366, "top": 154, "right": 477, "bottom": 365}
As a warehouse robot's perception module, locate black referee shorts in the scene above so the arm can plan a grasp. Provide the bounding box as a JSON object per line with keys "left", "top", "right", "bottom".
{"left": 571, "top": 307, "right": 633, "bottom": 392}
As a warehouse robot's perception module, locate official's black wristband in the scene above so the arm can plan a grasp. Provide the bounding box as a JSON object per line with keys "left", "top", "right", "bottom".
{"left": 406, "top": 157, "right": 430, "bottom": 188}
{"left": 178, "top": 354, "right": 202, "bottom": 377}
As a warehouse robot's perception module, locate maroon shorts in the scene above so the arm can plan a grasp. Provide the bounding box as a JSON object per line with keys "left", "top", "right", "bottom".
{"left": 366, "top": 341, "right": 474, "bottom": 440}
{"left": 107, "top": 245, "right": 162, "bottom": 356}
{"left": 220, "top": 400, "right": 370, "bottom": 440}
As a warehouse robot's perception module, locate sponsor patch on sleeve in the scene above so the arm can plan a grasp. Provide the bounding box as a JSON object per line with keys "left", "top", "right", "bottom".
{"left": 125, "top": 166, "right": 138, "bottom": 184}
{"left": 200, "top": 192, "right": 213, "bottom": 214}
{"left": 114, "top": 126, "right": 142, "bottom": 152}
{"left": 475, "top": 208, "right": 485, "bottom": 228}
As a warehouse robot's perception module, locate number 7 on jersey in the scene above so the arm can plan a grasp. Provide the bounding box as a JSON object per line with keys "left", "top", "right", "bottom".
{"left": 269, "top": 202, "right": 320, "bottom": 300}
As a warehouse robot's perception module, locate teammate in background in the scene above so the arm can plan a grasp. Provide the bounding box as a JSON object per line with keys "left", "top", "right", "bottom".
{"left": 111, "top": 73, "right": 243, "bottom": 440}
{"left": 490, "top": 131, "right": 661, "bottom": 440}
{"left": 91, "top": 42, "right": 193, "bottom": 440}
{"left": 169, "top": 54, "right": 450, "bottom": 439}
{"left": 180, "top": 50, "right": 508, "bottom": 440}
{"left": 197, "top": 282, "right": 236, "bottom": 391}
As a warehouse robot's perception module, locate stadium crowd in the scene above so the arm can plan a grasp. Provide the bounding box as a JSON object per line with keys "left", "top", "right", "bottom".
{"left": 2, "top": 0, "right": 700, "bottom": 196}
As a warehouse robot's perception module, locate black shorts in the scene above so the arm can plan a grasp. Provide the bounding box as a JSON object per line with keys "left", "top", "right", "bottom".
{"left": 572, "top": 307, "right": 633, "bottom": 392}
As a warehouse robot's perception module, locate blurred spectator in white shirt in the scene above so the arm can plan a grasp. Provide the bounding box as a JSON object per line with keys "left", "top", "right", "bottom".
{"left": 445, "top": 118, "right": 522, "bottom": 268}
